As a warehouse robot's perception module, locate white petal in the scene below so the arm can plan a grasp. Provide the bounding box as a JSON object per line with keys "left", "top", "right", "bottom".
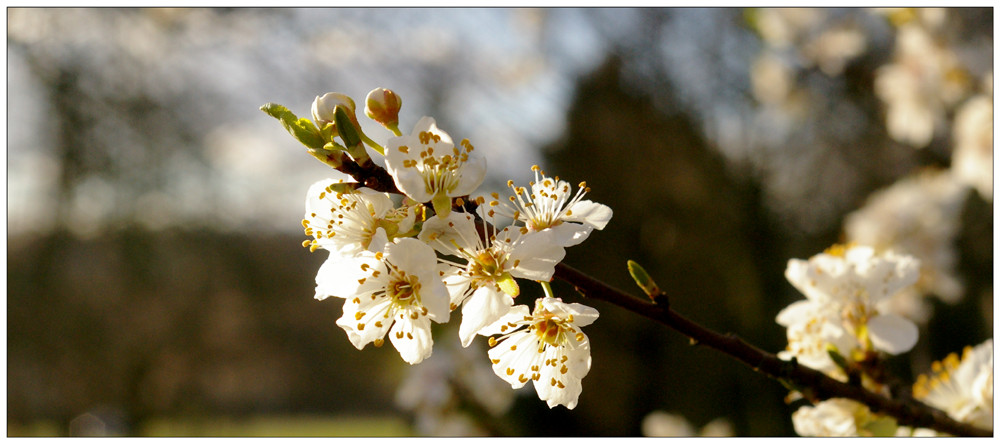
{"left": 314, "top": 254, "right": 377, "bottom": 300}
{"left": 442, "top": 266, "right": 474, "bottom": 306}
{"left": 388, "top": 314, "right": 435, "bottom": 365}
{"left": 487, "top": 331, "right": 539, "bottom": 389}
{"left": 543, "top": 223, "right": 593, "bottom": 248}
{"left": 368, "top": 227, "right": 388, "bottom": 253}
{"left": 418, "top": 275, "right": 452, "bottom": 324}
{"left": 867, "top": 314, "right": 919, "bottom": 354}
{"left": 336, "top": 297, "right": 394, "bottom": 350}
{"left": 775, "top": 300, "right": 819, "bottom": 327}
{"left": 478, "top": 304, "right": 531, "bottom": 336}
{"left": 418, "top": 212, "right": 479, "bottom": 256}
{"left": 356, "top": 187, "right": 395, "bottom": 218}
{"left": 507, "top": 231, "right": 566, "bottom": 281}
{"left": 384, "top": 238, "right": 439, "bottom": 277}
{"left": 451, "top": 152, "right": 487, "bottom": 197}
{"left": 564, "top": 200, "right": 613, "bottom": 230}
{"left": 458, "top": 286, "right": 514, "bottom": 347}
{"left": 389, "top": 166, "right": 433, "bottom": 203}
{"left": 540, "top": 297, "right": 599, "bottom": 328}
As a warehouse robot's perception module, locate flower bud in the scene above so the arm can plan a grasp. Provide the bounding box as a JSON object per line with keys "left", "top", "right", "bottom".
{"left": 311, "top": 92, "right": 357, "bottom": 126}
{"left": 627, "top": 259, "right": 662, "bottom": 303}
{"left": 365, "top": 87, "right": 402, "bottom": 129}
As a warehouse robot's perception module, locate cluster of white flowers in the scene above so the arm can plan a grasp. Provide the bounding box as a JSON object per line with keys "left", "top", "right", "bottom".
{"left": 779, "top": 244, "right": 994, "bottom": 436}
{"left": 843, "top": 169, "right": 967, "bottom": 322}
{"left": 792, "top": 339, "right": 994, "bottom": 437}
{"left": 283, "top": 88, "right": 613, "bottom": 410}
{"left": 777, "top": 244, "right": 921, "bottom": 377}
{"left": 873, "top": 8, "right": 970, "bottom": 149}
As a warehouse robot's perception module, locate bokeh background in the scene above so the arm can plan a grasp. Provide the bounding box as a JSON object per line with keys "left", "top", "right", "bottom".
{"left": 6, "top": 7, "right": 993, "bottom": 436}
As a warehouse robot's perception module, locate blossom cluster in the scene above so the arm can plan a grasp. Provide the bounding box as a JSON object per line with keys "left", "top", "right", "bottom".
{"left": 266, "top": 89, "right": 612, "bottom": 409}
{"left": 778, "top": 244, "right": 994, "bottom": 436}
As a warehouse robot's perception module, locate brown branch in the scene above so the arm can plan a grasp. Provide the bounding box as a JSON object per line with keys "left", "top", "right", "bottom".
{"left": 337, "top": 158, "right": 400, "bottom": 194}
{"left": 554, "top": 262, "right": 992, "bottom": 437}
{"left": 308, "top": 155, "right": 991, "bottom": 437}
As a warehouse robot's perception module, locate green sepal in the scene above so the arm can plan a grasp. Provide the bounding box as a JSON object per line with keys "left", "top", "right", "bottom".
{"left": 260, "top": 103, "right": 325, "bottom": 149}
{"left": 334, "top": 105, "right": 362, "bottom": 148}
{"left": 497, "top": 272, "right": 520, "bottom": 297}
{"left": 827, "top": 346, "right": 850, "bottom": 372}
{"left": 431, "top": 192, "right": 452, "bottom": 218}
{"left": 859, "top": 416, "right": 898, "bottom": 437}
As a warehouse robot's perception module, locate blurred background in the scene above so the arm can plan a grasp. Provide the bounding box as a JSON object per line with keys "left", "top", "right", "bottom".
{"left": 6, "top": 7, "right": 993, "bottom": 436}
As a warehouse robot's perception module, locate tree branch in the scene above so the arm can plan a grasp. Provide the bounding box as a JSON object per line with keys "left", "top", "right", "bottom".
{"left": 553, "top": 262, "right": 992, "bottom": 437}
{"left": 313, "top": 155, "right": 991, "bottom": 437}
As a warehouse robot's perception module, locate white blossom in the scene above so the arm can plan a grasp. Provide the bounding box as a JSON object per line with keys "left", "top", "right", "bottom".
{"left": 419, "top": 210, "right": 565, "bottom": 347}
{"left": 496, "top": 165, "right": 613, "bottom": 247}
{"left": 302, "top": 178, "right": 416, "bottom": 258}
{"left": 951, "top": 77, "right": 993, "bottom": 202}
{"left": 874, "top": 21, "right": 969, "bottom": 148}
{"left": 844, "top": 169, "right": 967, "bottom": 321}
{"left": 384, "top": 116, "right": 487, "bottom": 217}
{"left": 778, "top": 245, "right": 921, "bottom": 371}
{"left": 913, "top": 339, "right": 993, "bottom": 431}
{"left": 792, "top": 399, "right": 866, "bottom": 436}
{"left": 314, "top": 238, "right": 450, "bottom": 365}
{"left": 483, "top": 297, "right": 598, "bottom": 409}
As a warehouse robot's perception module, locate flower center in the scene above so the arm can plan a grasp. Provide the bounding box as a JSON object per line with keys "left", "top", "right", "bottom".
{"left": 469, "top": 251, "right": 502, "bottom": 278}
{"left": 388, "top": 275, "right": 421, "bottom": 306}
{"left": 534, "top": 315, "right": 566, "bottom": 347}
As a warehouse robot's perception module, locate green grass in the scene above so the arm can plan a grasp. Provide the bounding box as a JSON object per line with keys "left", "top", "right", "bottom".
{"left": 10, "top": 415, "right": 412, "bottom": 437}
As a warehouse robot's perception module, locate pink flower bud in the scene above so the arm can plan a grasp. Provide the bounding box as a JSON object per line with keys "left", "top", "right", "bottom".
{"left": 365, "top": 87, "right": 402, "bottom": 127}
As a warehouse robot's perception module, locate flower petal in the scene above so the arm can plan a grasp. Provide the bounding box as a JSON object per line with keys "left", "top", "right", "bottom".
{"left": 564, "top": 200, "right": 613, "bottom": 230}
{"left": 388, "top": 314, "right": 435, "bottom": 365}
{"left": 451, "top": 152, "right": 487, "bottom": 197}
{"left": 336, "top": 296, "right": 394, "bottom": 350}
{"left": 867, "top": 314, "right": 918, "bottom": 354}
{"left": 418, "top": 211, "right": 480, "bottom": 257}
{"left": 458, "top": 286, "right": 514, "bottom": 347}
{"left": 507, "top": 231, "right": 566, "bottom": 281}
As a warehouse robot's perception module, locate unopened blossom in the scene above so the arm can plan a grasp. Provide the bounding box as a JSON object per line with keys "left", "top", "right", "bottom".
{"left": 311, "top": 92, "right": 357, "bottom": 129}
{"left": 314, "top": 238, "right": 450, "bottom": 365}
{"left": 483, "top": 297, "right": 598, "bottom": 409}
{"left": 844, "top": 169, "right": 967, "bottom": 321}
{"left": 913, "top": 339, "right": 993, "bottom": 430}
{"left": 365, "top": 87, "right": 402, "bottom": 130}
{"left": 418, "top": 210, "right": 565, "bottom": 346}
{"left": 302, "top": 178, "right": 416, "bottom": 258}
{"left": 779, "top": 245, "right": 921, "bottom": 368}
{"left": 497, "top": 165, "right": 613, "bottom": 247}
{"left": 384, "top": 116, "right": 487, "bottom": 217}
